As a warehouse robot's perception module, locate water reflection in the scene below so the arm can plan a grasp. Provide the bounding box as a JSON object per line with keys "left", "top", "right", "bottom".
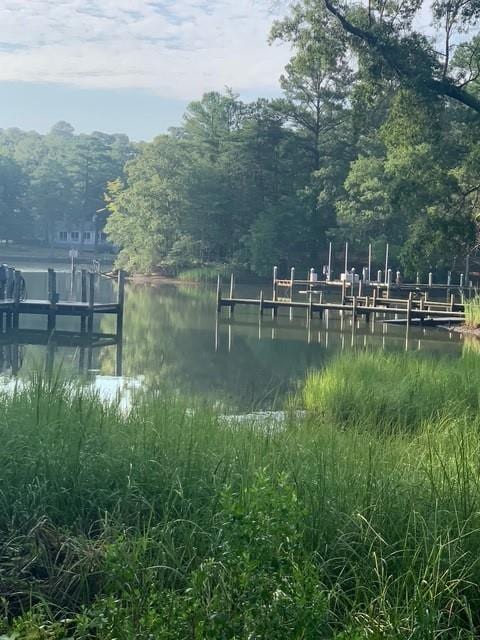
{"left": 0, "top": 273, "right": 466, "bottom": 410}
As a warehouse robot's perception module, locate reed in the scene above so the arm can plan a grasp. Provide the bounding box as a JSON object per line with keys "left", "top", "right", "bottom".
{"left": 177, "top": 264, "right": 228, "bottom": 282}
{"left": 463, "top": 295, "right": 480, "bottom": 328}
{"left": 2, "top": 356, "right": 480, "bottom": 638}
{"left": 304, "top": 350, "right": 480, "bottom": 431}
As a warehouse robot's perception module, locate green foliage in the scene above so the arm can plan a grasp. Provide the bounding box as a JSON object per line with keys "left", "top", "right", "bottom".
{"left": 0, "top": 124, "right": 134, "bottom": 245}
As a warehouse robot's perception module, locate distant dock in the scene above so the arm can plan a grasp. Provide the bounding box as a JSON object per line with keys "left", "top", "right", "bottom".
{"left": 0, "top": 266, "right": 125, "bottom": 376}
{"left": 216, "top": 265, "right": 468, "bottom": 325}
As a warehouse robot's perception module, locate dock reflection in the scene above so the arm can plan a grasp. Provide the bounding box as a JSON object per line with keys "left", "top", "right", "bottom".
{"left": 0, "top": 328, "right": 123, "bottom": 377}
{"left": 215, "top": 308, "right": 458, "bottom": 355}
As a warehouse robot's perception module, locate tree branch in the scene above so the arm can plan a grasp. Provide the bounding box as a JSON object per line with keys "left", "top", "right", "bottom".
{"left": 323, "top": 0, "right": 480, "bottom": 113}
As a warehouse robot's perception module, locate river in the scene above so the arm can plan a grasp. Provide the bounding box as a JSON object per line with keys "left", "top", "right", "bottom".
{"left": 0, "top": 266, "right": 467, "bottom": 409}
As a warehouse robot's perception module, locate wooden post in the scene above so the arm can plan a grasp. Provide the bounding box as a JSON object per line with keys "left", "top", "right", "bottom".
{"left": 450, "top": 293, "right": 455, "bottom": 313}
{"left": 341, "top": 279, "right": 346, "bottom": 305}
{"left": 352, "top": 295, "right": 357, "bottom": 321}
{"left": 384, "top": 243, "right": 389, "bottom": 284}
{"left": 117, "top": 270, "right": 125, "bottom": 337}
{"left": 318, "top": 291, "right": 324, "bottom": 319}
{"left": 368, "top": 243, "right": 372, "bottom": 283}
{"left": 289, "top": 267, "right": 295, "bottom": 321}
{"left": 259, "top": 290, "right": 264, "bottom": 317}
{"left": 406, "top": 292, "right": 412, "bottom": 326}
{"left": 416, "top": 271, "right": 420, "bottom": 285}
{"left": 47, "top": 268, "right": 57, "bottom": 332}
{"left": 271, "top": 267, "right": 277, "bottom": 319}
{"left": 87, "top": 271, "right": 95, "bottom": 333}
{"left": 6, "top": 267, "right": 14, "bottom": 298}
{"left": 387, "top": 268, "right": 392, "bottom": 297}
{"left": 80, "top": 269, "right": 87, "bottom": 332}
{"left": 308, "top": 289, "right": 313, "bottom": 319}
{"left": 365, "top": 295, "right": 370, "bottom": 323}
{"left": 358, "top": 278, "right": 362, "bottom": 298}
{"left": 428, "top": 272, "right": 433, "bottom": 288}
{"left": 327, "top": 242, "right": 332, "bottom": 281}
{"left": 377, "top": 269, "right": 382, "bottom": 284}
{"left": 216, "top": 275, "right": 222, "bottom": 313}
{"left": 229, "top": 273, "right": 235, "bottom": 317}
{"left": 12, "top": 270, "right": 22, "bottom": 329}
{"left": 344, "top": 242, "right": 349, "bottom": 275}
{"left": 5, "top": 268, "right": 14, "bottom": 329}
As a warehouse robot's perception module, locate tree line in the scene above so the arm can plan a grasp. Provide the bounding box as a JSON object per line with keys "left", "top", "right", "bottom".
{"left": 2, "top": 0, "right": 480, "bottom": 277}
{"left": 0, "top": 121, "right": 133, "bottom": 246}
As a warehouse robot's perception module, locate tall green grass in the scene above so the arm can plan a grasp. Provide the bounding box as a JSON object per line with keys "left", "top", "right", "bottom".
{"left": 3, "top": 357, "right": 480, "bottom": 638}
{"left": 304, "top": 350, "right": 480, "bottom": 431}
{"left": 464, "top": 295, "right": 480, "bottom": 328}
{"left": 177, "top": 264, "right": 228, "bottom": 282}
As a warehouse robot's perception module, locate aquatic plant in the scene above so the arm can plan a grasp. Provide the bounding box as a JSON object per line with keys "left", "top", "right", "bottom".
{"left": 463, "top": 295, "right": 480, "bottom": 328}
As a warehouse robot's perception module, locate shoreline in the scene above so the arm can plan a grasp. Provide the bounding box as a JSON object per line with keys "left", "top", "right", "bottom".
{"left": 451, "top": 324, "right": 480, "bottom": 338}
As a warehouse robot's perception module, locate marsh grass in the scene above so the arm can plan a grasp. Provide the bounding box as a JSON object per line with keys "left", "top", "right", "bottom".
{"left": 177, "top": 264, "right": 228, "bottom": 282}
{"left": 304, "top": 350, "right": 480, "bottom": 431}
{"left": 3, "top": 356, "right": 480, "bottom": 638}
{"left": 464, "top": 296, "right": 480, "bottom": 328}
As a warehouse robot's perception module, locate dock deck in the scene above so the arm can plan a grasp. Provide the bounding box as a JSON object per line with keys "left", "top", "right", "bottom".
{"left": 0, "top": 267, "right": 125, "bottom": 332}
{"left": 216, "top": 272, "right": 468, "bottom": 325}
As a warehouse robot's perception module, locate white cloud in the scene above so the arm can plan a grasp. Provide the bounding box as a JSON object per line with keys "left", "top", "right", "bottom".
{"left": 0, "top": 0, "right": 291, "bottom": 99}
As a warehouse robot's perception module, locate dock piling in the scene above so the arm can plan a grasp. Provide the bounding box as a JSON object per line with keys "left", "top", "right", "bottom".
{"left": 216, "top": 275, "right": 222, "bottom": 313}
{"left": 271, "top": 267, "right": 277, "bottom": 319}
{"left": 368, "top": 243, "right": 372, "bottom": 283}
{"left": 384, "top": 243, "right": 389, "bottom": 284}
{"left": 47, "top": 268, "right": 57, "bottom": 332}
{"left": 87, "top": 272, "right": 95, "bottom": 333}
{"left": 327, "top": 242, "right": 332, "bottom": 282}
{"left": 81, "top": 269, "right": 87, "bottom": 332}
{"left": 12, "top": 270, "right": 22, "bottom": 329}
{"left": 117, "top": 270, "right": 125, "bottom": 336}
{"left": 230, "top": 273, "right": 235, "bottom": 317}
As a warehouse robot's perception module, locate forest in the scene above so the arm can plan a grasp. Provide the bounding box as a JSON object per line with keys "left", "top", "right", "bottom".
{"left": 1, "top": 0, "right": 480, "bottom": 277}
{"left": 0, "top": 122, "right": 134, "bottom": 247}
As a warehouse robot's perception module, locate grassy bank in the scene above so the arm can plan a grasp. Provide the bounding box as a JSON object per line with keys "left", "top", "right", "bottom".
{"left": 2, "top": 356, "right": 480, "bottom": 638}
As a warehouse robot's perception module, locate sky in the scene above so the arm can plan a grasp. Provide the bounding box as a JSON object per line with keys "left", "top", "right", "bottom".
{"left": 0, "top": 0, "right": 291, "bottom": 141}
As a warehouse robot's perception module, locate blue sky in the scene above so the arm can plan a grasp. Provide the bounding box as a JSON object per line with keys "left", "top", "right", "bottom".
{"left": 0, "top": 0, "right": 290, "bottom": 141}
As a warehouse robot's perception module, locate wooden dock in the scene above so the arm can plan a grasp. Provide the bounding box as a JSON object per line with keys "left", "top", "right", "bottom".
{"left": 216, "top": 271, "right": 467, "bottom": 325}
{"left": 0, "top": 267, "right": 125, "bottom": 334}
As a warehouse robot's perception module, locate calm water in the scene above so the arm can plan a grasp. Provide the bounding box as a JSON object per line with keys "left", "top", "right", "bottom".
{"left": 0, "top": 267, "right": 467, "bottom": 409}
